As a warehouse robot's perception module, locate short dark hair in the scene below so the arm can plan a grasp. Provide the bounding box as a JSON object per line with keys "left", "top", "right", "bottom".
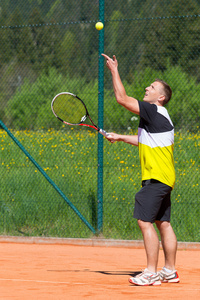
{"left": 155, "top": 78, "right": 172, "bottom": 105}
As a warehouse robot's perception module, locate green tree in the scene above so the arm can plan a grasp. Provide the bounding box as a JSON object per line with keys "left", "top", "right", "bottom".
{"left": 7, "top": 9, "right": 36, "bottom": 64}
{"left": 137, "top": 0, "right": 200, "bottom": 77}
{"left": 0, "top": 24, "right": 12, "bottom": 66}
{"left": 28, "top": 8, "right": 61, "bottom": 72}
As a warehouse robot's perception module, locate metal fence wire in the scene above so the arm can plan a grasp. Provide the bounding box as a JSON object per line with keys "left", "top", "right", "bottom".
{"left": 0, "top": 0, "right": 199, "bottom": 242}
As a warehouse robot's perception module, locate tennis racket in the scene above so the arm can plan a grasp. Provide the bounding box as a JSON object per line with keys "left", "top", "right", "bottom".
{"left": 51, "top": 92, "right": 109, "bottom": 137}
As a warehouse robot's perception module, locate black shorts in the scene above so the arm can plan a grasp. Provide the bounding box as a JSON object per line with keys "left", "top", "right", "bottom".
{"left": 133, "top": 179, "right": 172, "bottom": 223}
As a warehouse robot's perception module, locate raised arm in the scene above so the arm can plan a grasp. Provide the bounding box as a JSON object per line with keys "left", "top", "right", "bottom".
{"left": 102, "top": 53, "right": 140, "bottom": 115}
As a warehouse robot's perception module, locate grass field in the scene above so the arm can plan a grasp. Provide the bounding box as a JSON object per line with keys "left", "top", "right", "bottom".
{"left": 0, "top": 127, "right": 199, "bottom": 241}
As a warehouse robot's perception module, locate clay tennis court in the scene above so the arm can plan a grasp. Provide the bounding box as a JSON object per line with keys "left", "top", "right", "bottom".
{"left": 0, "top": 237, "right": 199, "bottom": 299}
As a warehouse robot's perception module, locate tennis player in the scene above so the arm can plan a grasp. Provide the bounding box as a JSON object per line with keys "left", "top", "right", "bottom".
{"left": 102, "top": 53, "right": 180, "bottom": 286}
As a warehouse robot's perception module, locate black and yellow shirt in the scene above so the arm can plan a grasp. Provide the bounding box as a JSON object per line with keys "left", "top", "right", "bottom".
{"left": 138, "top": 101, "right": 175, "bottom": 188}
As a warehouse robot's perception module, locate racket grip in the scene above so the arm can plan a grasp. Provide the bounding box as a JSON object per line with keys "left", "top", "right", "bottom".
{"left": 99, "top": 129, "right": 110, "bottom": 137}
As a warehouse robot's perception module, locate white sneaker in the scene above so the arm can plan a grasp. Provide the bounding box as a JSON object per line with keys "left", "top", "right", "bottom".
{"left": 129, "top": 269, "right": 161, "bottom": 286}
{"left": 159, "top": 268, "right": 180, "bottom": 283}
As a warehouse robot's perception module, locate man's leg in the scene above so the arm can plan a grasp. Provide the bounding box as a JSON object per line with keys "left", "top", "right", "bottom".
{"left": 155, "top": 220, "right": 177, "bottom": 270}
{"left": 138, "top": 219, "right": 160, "bottom": 273}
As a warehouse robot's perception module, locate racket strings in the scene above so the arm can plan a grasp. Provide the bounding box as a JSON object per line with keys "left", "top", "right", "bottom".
{"left": 53, "top": 94, "right": 87, "bottom": 125}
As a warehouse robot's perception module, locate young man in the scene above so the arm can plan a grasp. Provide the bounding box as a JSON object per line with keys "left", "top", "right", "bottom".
{"left": 102, "top": 53, "right": 180, "bottom": 286}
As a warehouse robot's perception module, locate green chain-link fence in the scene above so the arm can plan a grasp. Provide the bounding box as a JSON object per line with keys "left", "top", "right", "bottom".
{"left": 0, "top": 0, "right": 199, "bottom": 241}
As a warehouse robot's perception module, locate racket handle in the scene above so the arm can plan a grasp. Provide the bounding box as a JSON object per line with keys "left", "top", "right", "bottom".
{"left": 99, "top": 128, "right": 110, "bottom": 137}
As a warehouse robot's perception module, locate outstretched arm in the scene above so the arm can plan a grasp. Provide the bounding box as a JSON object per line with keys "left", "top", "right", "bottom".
{"left": 106, "top": 132, "right": 138, "bottom": 146}
{"left": 102, "top": 53, "right": 140, "bottom": 115}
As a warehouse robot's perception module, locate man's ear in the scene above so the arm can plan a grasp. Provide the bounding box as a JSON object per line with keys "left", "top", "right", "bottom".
{"left": 158, "top": 95, "right": 165, "bottom": 105}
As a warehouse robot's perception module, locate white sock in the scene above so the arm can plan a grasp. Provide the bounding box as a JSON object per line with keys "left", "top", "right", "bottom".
{"left": 146, "top": 269, "right": 157, "bottom": 275}
{"left": 163, "top": 267, "right": 173, "bottom": 273}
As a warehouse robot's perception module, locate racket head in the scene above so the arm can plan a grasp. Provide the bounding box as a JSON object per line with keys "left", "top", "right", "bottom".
{"left": 51, "top": 92, "right": 88, "bottom": 125}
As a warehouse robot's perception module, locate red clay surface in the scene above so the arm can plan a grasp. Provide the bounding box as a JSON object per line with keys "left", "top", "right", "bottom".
{"left": 0, "top": 240, "right": 199, "bottom": 300}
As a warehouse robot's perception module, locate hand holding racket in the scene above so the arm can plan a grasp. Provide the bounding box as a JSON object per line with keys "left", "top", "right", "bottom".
{"left": 51, "top": 92, "right": 109, "bottom": 137}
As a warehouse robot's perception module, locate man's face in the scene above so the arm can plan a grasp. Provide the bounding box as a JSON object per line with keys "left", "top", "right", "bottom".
{"left": 143, "top": 81, "right": 164, "bottom": 104}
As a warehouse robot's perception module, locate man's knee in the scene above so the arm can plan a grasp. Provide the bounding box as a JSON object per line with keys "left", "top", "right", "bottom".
{"left": 156, "top": 220, "right": 170, "bottom": 229}
{"left": 138, "top": 219, "right": 153, "bottom": 230}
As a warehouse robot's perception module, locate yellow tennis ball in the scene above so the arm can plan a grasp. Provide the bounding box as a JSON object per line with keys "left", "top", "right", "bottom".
{"left": 95, "top": 22, "right": 104, "bottom": 31}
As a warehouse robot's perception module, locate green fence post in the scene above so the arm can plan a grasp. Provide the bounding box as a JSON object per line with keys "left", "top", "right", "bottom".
{"left": 97, "top": 0, "right": 105, "bottom": 233}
